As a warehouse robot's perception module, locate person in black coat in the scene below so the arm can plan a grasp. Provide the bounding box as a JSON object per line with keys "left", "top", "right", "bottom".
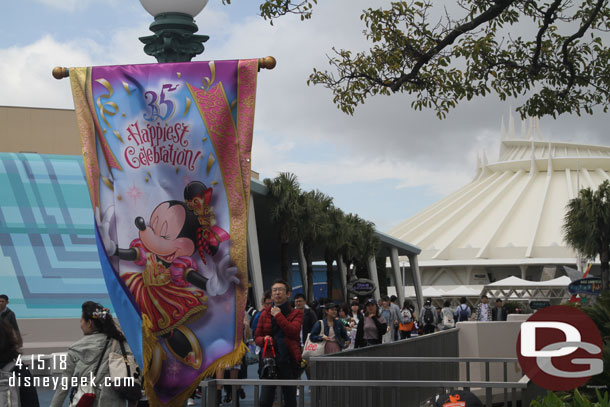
{"left": 0, "top": 294, "right": 22, "bottom": 347}
{"left": 0, "top": 320, "right": 39, "bottom": 406}
{"left": 348, "top": 300, "right": 364, "bottom": 326}
{"left": 491, "top": 299, "right": 508, "bottom": 321}
{"left": 294, "top": 293, "right": 317, "bottom": 346}
{"left": 355, "top": 298, "right": 387, "bottom": 348}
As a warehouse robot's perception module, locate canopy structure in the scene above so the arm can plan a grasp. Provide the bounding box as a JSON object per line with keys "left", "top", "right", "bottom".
{"left": 388, "top": 114, "right": 608, "bottom": 287}
{"left": 387, "top": 284, "right": 484, "bottom": 308}
{"left": 482, "top": 275, "right": 571, "bottom": 304}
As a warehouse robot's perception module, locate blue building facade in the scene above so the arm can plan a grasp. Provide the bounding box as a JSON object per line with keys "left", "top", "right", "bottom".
{"left": 0, "top": 153, "right": 111, "bottom": 318}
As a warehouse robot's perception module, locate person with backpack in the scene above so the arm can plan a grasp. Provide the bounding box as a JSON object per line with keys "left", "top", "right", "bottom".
{"left": 439, "top": 301, "right": 456, "bottom": 330}
{"left": 418, "top": 298, "right": 438, "bottom": 335}
{"left": 398, "top": 300, "right": 415, "bottom": 339}
{"left": 455, "top": 297, "right": 472, "bottom": 322}
{"left": 379, "top": 296, "right": 399, "bottom": 343}
{"left": 50, "top": 301, "right": 138, "bottom": 407}
{"left": 0, "top": 320, "right": 39, "bottom": 407}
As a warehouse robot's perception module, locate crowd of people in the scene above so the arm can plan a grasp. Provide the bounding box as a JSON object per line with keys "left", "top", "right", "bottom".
{"left": 0, "top": 289, "right": 512, "bottom": 407}
{"left": 239, "top": 284, "right": 514, "bottom": 407}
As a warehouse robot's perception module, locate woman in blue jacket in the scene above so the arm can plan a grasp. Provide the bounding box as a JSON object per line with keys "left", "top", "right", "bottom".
{"left": 309, "top": 302, "right": 350, "bottom": 354}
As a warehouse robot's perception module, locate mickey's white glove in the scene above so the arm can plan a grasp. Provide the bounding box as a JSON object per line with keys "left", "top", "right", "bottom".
{"left": 95, "top": 206, "right": 117, "bottom": 256}
{"left": 206, "top": 254, "right": 240, "bottom": 296}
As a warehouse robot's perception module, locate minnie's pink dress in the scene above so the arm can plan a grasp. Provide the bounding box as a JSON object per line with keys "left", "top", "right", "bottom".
{"left": 121, "top": 239, "right": 207, "bottom": 336}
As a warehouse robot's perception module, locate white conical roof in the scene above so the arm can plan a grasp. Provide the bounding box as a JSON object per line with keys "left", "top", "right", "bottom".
{"left": 389, "top": 136, "right": 610, "bottom": 269}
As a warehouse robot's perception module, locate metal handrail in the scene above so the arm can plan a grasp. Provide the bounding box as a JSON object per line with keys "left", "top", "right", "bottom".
{"left": 310, "top": 356, "right": 519, "bottom": 363}
{"left": 203, "top": 379, "right": 526, "bottom": 388}
{"left": 200, "top": 377, "right": 527, "bottom": 407}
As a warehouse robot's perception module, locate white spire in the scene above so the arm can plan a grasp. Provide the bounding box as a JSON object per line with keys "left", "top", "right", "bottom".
{"left": 508, "top": 109, "right": 515, "bottom": 139}
{"left": 547, "top": 140, "right": 553, "bottom": 175}
{"left": 536, "top": 117, "right": 542, "bottom": 140}
{"left": 474, "top": 152, "right": 482, "bottom": 180}
{"left": 521, "top": 119, "right": 527, "bottom": 139}
{"left": 530, "top": 139, "right": 537, "bottom": 174}
{"left": 527, "top": 117, "right": 534, "bottom": 140}
{"left": 501, "top": 116, "right": 506, "bottom": 140}
{"left": 482, "top": 150, "right": 488, "bottom": 167}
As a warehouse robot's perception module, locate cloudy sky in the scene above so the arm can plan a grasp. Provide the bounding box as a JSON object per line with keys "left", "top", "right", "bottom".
{"left": 1, "top": 0, "right": 608, "bottom": 231}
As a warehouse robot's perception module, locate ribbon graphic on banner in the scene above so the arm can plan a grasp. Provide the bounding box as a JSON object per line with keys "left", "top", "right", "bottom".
{"left": 69, "top": 59, "right": 258, "bottom": 406}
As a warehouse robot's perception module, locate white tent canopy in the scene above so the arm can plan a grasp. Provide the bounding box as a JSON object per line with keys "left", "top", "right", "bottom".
{"left": 388, "top": 285, "right": 484, "bottom": 299}
{"left": 483, "top": 275, "right": 570, "bottom": 304}
{"left": 442, "top": 285, "right": 483, "bottom": 297}
{"left": 486, "top": 275, "right": 571, "bottom": 287}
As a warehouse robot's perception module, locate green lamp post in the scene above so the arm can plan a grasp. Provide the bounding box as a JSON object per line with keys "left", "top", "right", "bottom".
{"left": 139, "top": 0, "right": 209, "bottom": 63}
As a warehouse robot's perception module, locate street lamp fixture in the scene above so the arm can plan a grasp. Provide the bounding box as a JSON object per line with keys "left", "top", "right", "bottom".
{"left": 139, "top": 0, "right": 210, "bottom": 63}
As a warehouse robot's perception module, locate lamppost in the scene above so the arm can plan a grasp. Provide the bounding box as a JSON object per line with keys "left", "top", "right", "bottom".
{"left": 138, "top": 0, "right": 210, "bottom": 63}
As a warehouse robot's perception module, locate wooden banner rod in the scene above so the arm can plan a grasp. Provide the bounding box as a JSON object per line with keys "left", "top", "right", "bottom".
{"left": 52, "top": 56, "right": 276, "bottom": 79}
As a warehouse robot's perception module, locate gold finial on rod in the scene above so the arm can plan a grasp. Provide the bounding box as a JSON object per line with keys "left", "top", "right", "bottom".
{"left": 258, "top": 56, "right": 276, "bottom": 71}
{"left": 52, "top": 67, "right": 69, "bottom": 80}
{"left": 52, "top": 57, "right": 276, "bottom": 79}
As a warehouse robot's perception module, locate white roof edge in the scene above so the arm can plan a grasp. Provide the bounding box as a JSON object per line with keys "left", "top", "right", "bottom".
{"left": 501, "top": 139, "right": 610, "bottom": 151}
{"left": 418, "top": 258, "right": 580, "bottom": 267}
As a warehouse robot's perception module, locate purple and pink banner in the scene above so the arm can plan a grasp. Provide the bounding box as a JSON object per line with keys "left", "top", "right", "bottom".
{"left": 69, "top": 60, "right": 258, "bottom": 406}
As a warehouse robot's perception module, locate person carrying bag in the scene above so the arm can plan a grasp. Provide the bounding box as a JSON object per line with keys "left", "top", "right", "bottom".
{"left": 107, "top": 339, "right": 142, "bottom": 402}
{"left": 70, "top": 338, "right": 110, "bottom": 407}
{"left": 51, "top": 302, "right": 138, "bottom": 407}
{"left": 301, "top": 323, "right": 325, "bottom": 360}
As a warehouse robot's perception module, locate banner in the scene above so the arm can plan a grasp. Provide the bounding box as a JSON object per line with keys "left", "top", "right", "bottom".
{"left": 69, "top": 60, "right": 258, "bottom": 406}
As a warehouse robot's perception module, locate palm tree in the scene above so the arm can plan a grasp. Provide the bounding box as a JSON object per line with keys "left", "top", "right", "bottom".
{"left": 341, "top": 214, "right": 380, "bottom": 282}
{"left": 563, "top": 180, "right": 610, "bottom": 292}
{"left": 340, "top": 213, "right": 361, "bottom": 280}
{"left": 321, "top": 207, "right": 347, "bottom": 300}
{"left": 295, "top": 189, "right": 333, "bottom": 301}
{"left": 263, "top": 172, "right": 302, "bottom": 282}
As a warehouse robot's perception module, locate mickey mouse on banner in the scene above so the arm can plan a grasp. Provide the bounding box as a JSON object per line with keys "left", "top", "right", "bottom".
{"left": 95, "top": 181, "right": 239, "bottom": 381}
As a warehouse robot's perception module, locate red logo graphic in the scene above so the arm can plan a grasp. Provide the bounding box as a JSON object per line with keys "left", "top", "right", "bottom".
{"left": 304, "top": 343, "right": 318, "bottom": 351}
{"left": 516, "top": 306, "right": 603, "bottom": 391}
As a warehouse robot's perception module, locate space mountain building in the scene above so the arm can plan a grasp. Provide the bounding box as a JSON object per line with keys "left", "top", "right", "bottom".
{"left": 389, "top": 115, "right": 609, "bottom": 287}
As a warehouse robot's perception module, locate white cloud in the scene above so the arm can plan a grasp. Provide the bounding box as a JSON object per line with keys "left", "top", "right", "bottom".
{"left": 0, "top": 36, "right": 93, "bottom": 108}
{"left": 36, "top": 0, "right": 91, "bottom": 12}
{"left": 251, "top": 134, "right": 473, "bottom": 196}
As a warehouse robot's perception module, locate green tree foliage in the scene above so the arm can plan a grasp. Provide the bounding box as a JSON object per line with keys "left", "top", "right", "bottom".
{"left": 295, "top": 189, "right": 333, "bottom": 301}
{"left": 582, "top": 293, "right": 610, "bottom": 392}
{"left": 342, "top": 214, "right": 380, "bottom": 281}
{"left": 563, "top": 180, "right": 610, "bottom": 292}
{"left": 263, "top": 172, "right": 380, "bottom": 301}
{"left": 263, "top": 172, "right": 302, "bottom": 282}
{"left": 531, "top": 389, "right": 610, "bottom": 407}
{"left": 222, "top": 0, "right": 317, "bottom": 23}
{"left": 320, "top": 206, "right": 347, "bottom": 299}
{"left": 226, "top": 0, "right": 610, "bottom": 119}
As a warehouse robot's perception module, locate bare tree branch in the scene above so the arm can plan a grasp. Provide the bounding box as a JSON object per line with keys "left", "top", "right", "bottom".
{"left": 391, "top": 0, "right": 517, "bottom": 91}
{"left": 530, "top": 0, "right": 563, "bottom": 75}
{"left": 561, "top": 0, "right": 606, "bottom": 94}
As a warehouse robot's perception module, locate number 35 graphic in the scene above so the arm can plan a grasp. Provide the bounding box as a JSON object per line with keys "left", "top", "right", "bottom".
{"left": 144, "top": 84, "right": 179, "bottom": 122}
